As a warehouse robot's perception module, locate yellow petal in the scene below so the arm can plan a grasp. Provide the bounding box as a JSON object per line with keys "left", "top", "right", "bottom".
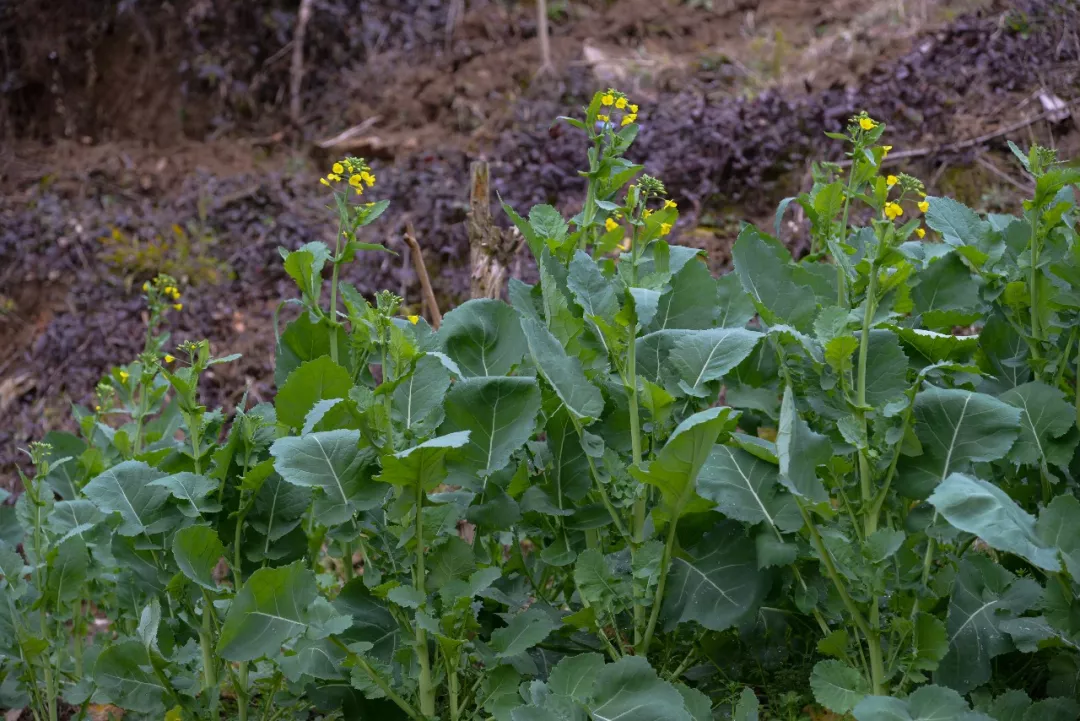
{"left": 164, "top": 354, "right": 175, "bottom": 363}
{"left": 664, "top": 199, "right": 677, "bottom": 209}
{"left": 615, "top": 97, "right": 627, "bottom": 109}
{"left": 407, "top": 315, "right": 420, "bottom": 325}
{"left": 332, "top": 163, "right": 344, "bottom": 175}
{"left": 915, "top": 228, "right": 926, "bottom": 239}
{"left": 886, "top": 175, "right": 898, "bottom": 186}
{"left": 174, "top": 303, "right": 183, "bottom": 311}
{"left": 918, "top": 201, "right": 929, "bottom": 213}
{"left": 601, "top": 94, "right": 614, "bottom": 106}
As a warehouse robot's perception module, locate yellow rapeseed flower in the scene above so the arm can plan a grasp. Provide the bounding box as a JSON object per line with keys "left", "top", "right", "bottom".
{"left": 660, "top": 223, "right": 672, "bottom": 236}
{"left": 615, "top": 97, "right": 627, "bottom": 109}
{"left": 173, "top": 303, "right": 183, "bottom": 311}
{"left": 882, "top": 145, "right": 893, "bottom": 158}
{"left": 884, "top": 202, "right": 903, "bottom": 220}
{"left": 327, "top": 173, "right": 341, "bottom": 182}
{"left": 621, "top": 114, "right": 637, "bottom": 126}
{"left": 95, "top": 405, "right": 102, "bottom": 412}
{"left": 859, "top": 117, "right": 877, "bottom": 131}
{"left": 918, "top": 201, "right": 929, "bottom": 213}
{"left": 605, "top": 217, "right": 618, "bottom": 232}
{"left": 118, "top": 371, "right": 130, "bottom": 383}
{"left": 601, "top": 93, "right": 614, "bottom": 106}
{"left": 164, "top": 354, "right": 175, "bottom": 363}
{"left": 320, "top": 178, "right": 331, "bottom": 187}
{"left": 142, "top": 281, "right": 150, "bottom": 292}
{"left": 886, "top": 175, "right": 898, "bottom": 187}
{"left": 643, "top": 209, "right": 653, "bottom": 218}
{"left": 664, "top": 199, "right": 677, "bottom": 209}
{"left": 349, "top": 174, "right": 363, "bottom": 187}
{"left": 332, "top": 163, "right": 344, "bottom": 175}
{"left": 407, "top": 315, "right": 420, "bottom": 325}
{"left": 362, "top": 172, "right": 376, "bottom": 187}
{"left": 598, "top": 114, "right": 610, "bottom": 123}
{"left": 618, "top": 238, "right": 631, "bottom": 251}
{"left": 630, "top": 104, "right": 638, "bottom": 113}
{"left": 915, "top": 228, "right": 926, "bottom": 239}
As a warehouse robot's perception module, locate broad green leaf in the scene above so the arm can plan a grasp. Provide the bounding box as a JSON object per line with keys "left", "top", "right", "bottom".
{"left": 482, "top": 665, "right": 523, "bottom": 720}
{"left": 648, "top": 259, "right": 718, "bottom": 332}
{"left": 898, "top": 385, "right": 1021, "bottom": 498}
{"left": 378, "top": 431, "right": 471, "bottom": 492}
{"left": 895, "top": 327, "right": 980, "bottom": 364}
{"left": 275, "top": 313, "right": 350, "bottom": 386}
{"left": 925, "top": 197, "right": 996, "bottom": 257}
{"left": 271, "top": 430, "right": 382, "bottom": 525}
{"left": 662, "top": 520, "right": 766, "bottom": 631}
{"left": 733, "top": 225, "right": 821, "bottom": 331}
{"left": 777, "top": 386, "right": 831, "bottom": 503}
{"left": 936, "top": 556, "right": 1041, "bottom": 693}
{"left": 929, "top": 473, "right": 1059, "bottom": 571}
{"left": 697, "top": 444, "right": 802, "bottom": 533}
{"left": 668, "top": 329, "right": 762, "bottom": 397}
{"left": 911, "top": 252, "right": 982, "bottom": 327}
{"left": 628, "top": 287, "right": 662, "bottom": 330}
{"left": 392, "top": 354, "right": 451, "bottom": 432}
{"left": 248, "top": 473, "right": 312, "bottom": 556}
{"left": 83, "top": 460, "right": 171, "bottom": 536}
{"left": 568, "top": 250, "right": 619, "bottom": 320}
{"left": 853, "top": 684, "right": 979, "bottom": 721}
{"left": 281, "top": 637, "right": 346, "bottom": 682}
{"left": 275, "top": 356, "right": 353, "bottom": 430}
{"left": 47, "top": 499, "right": 103, "bottom": 544}
{"left": 1037, "top": 494, "right": 1080, "bottom": 579}
{"left": 438, "top": 298, "right": 527, "bottom": 377}
{"left": 172, "top": 524, "right": 227, "bottom": 591}
{"left": 490, "top": 606, "right": 557, "bottom": 658}
{"left": 810, "top": 659, "right": 869, "bottom": 714}
{"left": 41, "top": 431, "right": 85, "bottom": 499}
{"left": 989, "top": 690, "right": 1031, "bottom": 721}
{"left": 717, "top": 273, "right": 757, "bottom": 329}
{"left": 333, "top": 579, "right": 402, "bottom": 662}
{"left": 530, "top": 204, "right": 568, "bottom": 245}
{"left": 865, "top": 330, "right": 910, "bottom": 408}
{"left": 426, "top": 536, "right": 476, "bottom": 590}
{"left": 574, "top": 548, "right": 631, "bottom": 612}
{"left": 544, "top": 406, "right": 591, "bottom": 504}
{"left": 440, "top": 377, "right": 541, "bottom": 481}
{"left": 44, "top": 537, "right": 87, "bottom": 606}
{"left": 1000, "top": 382, "right": 1078, "bottom": 470}
{"left": 548, "top": 652, "right": 605, "bottom": 701}
{"left": 521, "top": 316, "right": 604, "bottom": 421}
{"left": 977, "top": 314, "right": 1031, "bottom": 393}
{"left": 912, "top": 613, "right": 949, "bottom": 674}
{"left": 734, "top": 687, "right": 760, "bottom": 721}
{"left": 633, "top": 407, "right": 738, "bottom": 518}
{"left": 93, "top": 640, "right": 168, "bottom": 714}
{"left": 589, "top": 656, "right": 693, "bottom": 721}
{"left": 148, "top": 472, "right": 219, "bottom": 518}
{"left": 1024, "top": 698, "right": 1080, "bottom": 721}
{"left": 217, "top": 561, "right": 317, "bottom": 661}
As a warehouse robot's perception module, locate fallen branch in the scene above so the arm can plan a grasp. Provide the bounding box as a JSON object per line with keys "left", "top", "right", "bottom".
{"left": 290, "top": 0, "right": 316, "bottom": 126}
{"left": 315, "top": 116, "right": 382, "bottom": 150}
{"left": 404, "top": 224, "right": 443, "bottom": 329}
{"left": 838, "top": 100, "right": 1078, "bottom": 166}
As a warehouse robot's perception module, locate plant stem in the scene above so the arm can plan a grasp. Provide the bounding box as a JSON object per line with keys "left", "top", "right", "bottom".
{"left": 331, "top": 637, "right": 424, "bottom": 720}
{"left": 639, "top": 513, "right": 679, "bottom": 657}
{"left": 1028, "top": 211, "right": 1043, "bottom": 365}
{"left": 199, "top": 593, "right": 219, "bottom": 720}
{"left": 833, "top": 160, "right": 857, "bottom": 306}
{"left": 233, "top": 497, "right": 250, "bottom": 721}
{"left": 414, "top": 481, "right": 436, "bottom": 719}
{"left": 329, "top": 212, "right": 344, "bottom": 364}
{"left": 258, "top": 673, "right": 283, "bottom": 721}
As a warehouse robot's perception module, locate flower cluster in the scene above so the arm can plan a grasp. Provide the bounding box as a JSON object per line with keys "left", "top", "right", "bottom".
{"left": 598, "top": 89, "right": 639, "bottom": 127}
{"left": 883, "top": 171, "right": 929, "bottom": 234}
{"left": 320, "top": 157, "right": 377, "bottom": 195}
{"left": 142, "top": 273, "right": 183, "bottom": 312}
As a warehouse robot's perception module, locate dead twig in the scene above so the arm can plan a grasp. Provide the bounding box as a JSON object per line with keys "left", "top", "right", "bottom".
{"left": 403, "top": 224, "right": 443, "bottom": 329}
{"left": 315, "top": 116, "right": 382, "bottom": 150}
{"left": 290, "top": 0, "right": 316, "bottom": 126}
{"left": 973, "top": 152, "right": 1034, "bottom": 193}
{"left": 838, "top": 100, "right": 1079, "bottom": 167}
{"left": 536, "top": 0, "right": 553, "bottom": 76}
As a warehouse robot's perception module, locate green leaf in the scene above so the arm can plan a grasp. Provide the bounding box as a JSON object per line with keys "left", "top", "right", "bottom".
{"left": 633, "top": 407, "right": 738, "bottom": 518}
{"left": 482, "top": 665, "right": 523, "bottom": 721}
{"left": 574, "top": 548, "right": 630, "bottom": 611}
{"left": 490, "top": 607, "right": 558, "bottom": 658}
{"left": 732, "top": 225, "right": 819, "bottom": 332}
{"left": 898, "top": 385, "right": 1021, "bottom": 498}
{"left": 777, "top": 386, "right": 831, "bottom": 503}
{"left": 929, "top": 473, "right": 1059, "bottom": 571}
{"left": 217, "top": 561, "right": 317, "bottom": 661}
{"left": 44, "top": 537, "right": 87, "bottom": 606}
{"left": 662, "top": 520, "right": 766, "bottom": 631}
{"left": 911, "top": 252, "right": 982, "bottom": 326}
{"left": 148, "top": 472, "right": 219, "bottom": 518}
{"left": 280, "top": 637, "right": 347, "bottom": 682}
{"left": 83, "top": 460, "right": 171, "bottom": 536}
{"left": 172, "top": 524, "right": 227, "bottom": 591}
{"left": 568, "top": 250, "right": 619, "bottom": 320}
{"left": 333, "top": 579, "right": 402, "bottom": 662}
{"left": 717, "top": 273, "right": 757, "bottom": 329}
{"left": 1000, "top": 382, "right": 1078, "bottom": 470}
{"left": 93, "top": 641, "right": 168, "bottom": 714}
{"left": 271, "top": 430, "right": 382, "bottom": 526}
{"left": 865, "top": 330, "right": 910, "bottom": 408}
{"left": 667, "top": 329, "right": 762, "bottom": 397}
{"left": 697, "top": 444, "right": 801, "bottom": 533}
{"left": 530, "top": 204, "right": 568, "bottom": 245}
{"left": 811, "top": 659, "right": 869, "bottom": 714}
{"left": 1037, "top": 494, "right": 1080, "bottom": 579}
{"left": 378, "top": 432, "right": 470, "bottom": 492}
{"left": 589, "top": 656, "right": 693, "bottom": 721}
{"left": 47, "top": 499, "right": 103, "bottom": 544}
{"left": 936, "top": 556, "right": 1041, "bottom": 693}
{"left": 521, "top": 316, "right": 604, "bottom": 421}
{"left": 426, "top": 536, "right": 476, "bottom": 590}
{"left": 275, "top": 356, "right": 353, "bottom": 430}
{"left": 648, "top": 259, "right": 719, "bottom": 332}
{"left": 438, "top": 299, "right": 527, "bottom": 377}
{"left": 734, "top": 687, "right": 760, "bottom": 721}
{"left": 894, "top": 327, "right": 980, "bottom": 364}
{"left": 392, "top": 354, "right": 451, "bottom": 433}
{"left": 977, "top": 314, "right": 1031, "bottom": 393}
{"left": 548, "top": 652, "right": 605, "bottom": 701}
{"left": 275, "top": 313, "right": 350, "bottom": 387}
{"left": 440, "top": 377, "right": 541, "bottom": 481}
{"left": 925, "top": 197, "right": 996, "bottom": 257}
{"left": 853, "top": 684, "right": 977, "bottom": 721}
{"left": 628, "top": 287, "right": 662, "bottom": 330}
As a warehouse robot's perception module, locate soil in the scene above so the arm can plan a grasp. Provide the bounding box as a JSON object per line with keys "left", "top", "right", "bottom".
{"left": 0, "top": 0, "right": 1078, "bottom": 489}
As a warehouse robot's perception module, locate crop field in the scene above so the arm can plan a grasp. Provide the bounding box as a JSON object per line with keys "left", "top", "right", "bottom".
{"left": 1, "top": 1, "right": 1079, "bottom": 719}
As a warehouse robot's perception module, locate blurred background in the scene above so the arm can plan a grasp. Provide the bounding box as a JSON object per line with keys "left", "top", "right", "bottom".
{"left": 0, "top": 0, "right": 1077, "bottom": 485}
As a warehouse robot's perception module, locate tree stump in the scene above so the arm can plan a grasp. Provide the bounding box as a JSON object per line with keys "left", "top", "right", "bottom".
{"left": 467, "top": 160, "right": 518, "bottom": 299}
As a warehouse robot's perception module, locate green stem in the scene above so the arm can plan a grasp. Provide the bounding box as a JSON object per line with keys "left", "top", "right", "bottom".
{"left": 833, "top": 160, "right": 857, "bottom": 306}
{"left": 1029, "top": 211, "right": 1043, "bottom": 364}
{"left": 414, "top": 481, "right": 436, "bottom": 719}
{"left": 199, "top": 594, "right": 219, "bottom": 720}
{"left": 258, "top": 672, "right": 283, "bottom": 721}
{"left": 132, "top": 381, "right": 149, "bottom": 457}
{"left": 233, "top": 497, "right": 250, "bottom": 721}
{"left": 73, "top": 599, "right": 84, "bottom": 678}
{"left": 640, "top": 513, "right": 680, "bottom": 657}
{"left": 329, "top": 212, "right": 344, "bottom": 364}
{"left": 331, "top": 637, "right": 424, "bottom": 720}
